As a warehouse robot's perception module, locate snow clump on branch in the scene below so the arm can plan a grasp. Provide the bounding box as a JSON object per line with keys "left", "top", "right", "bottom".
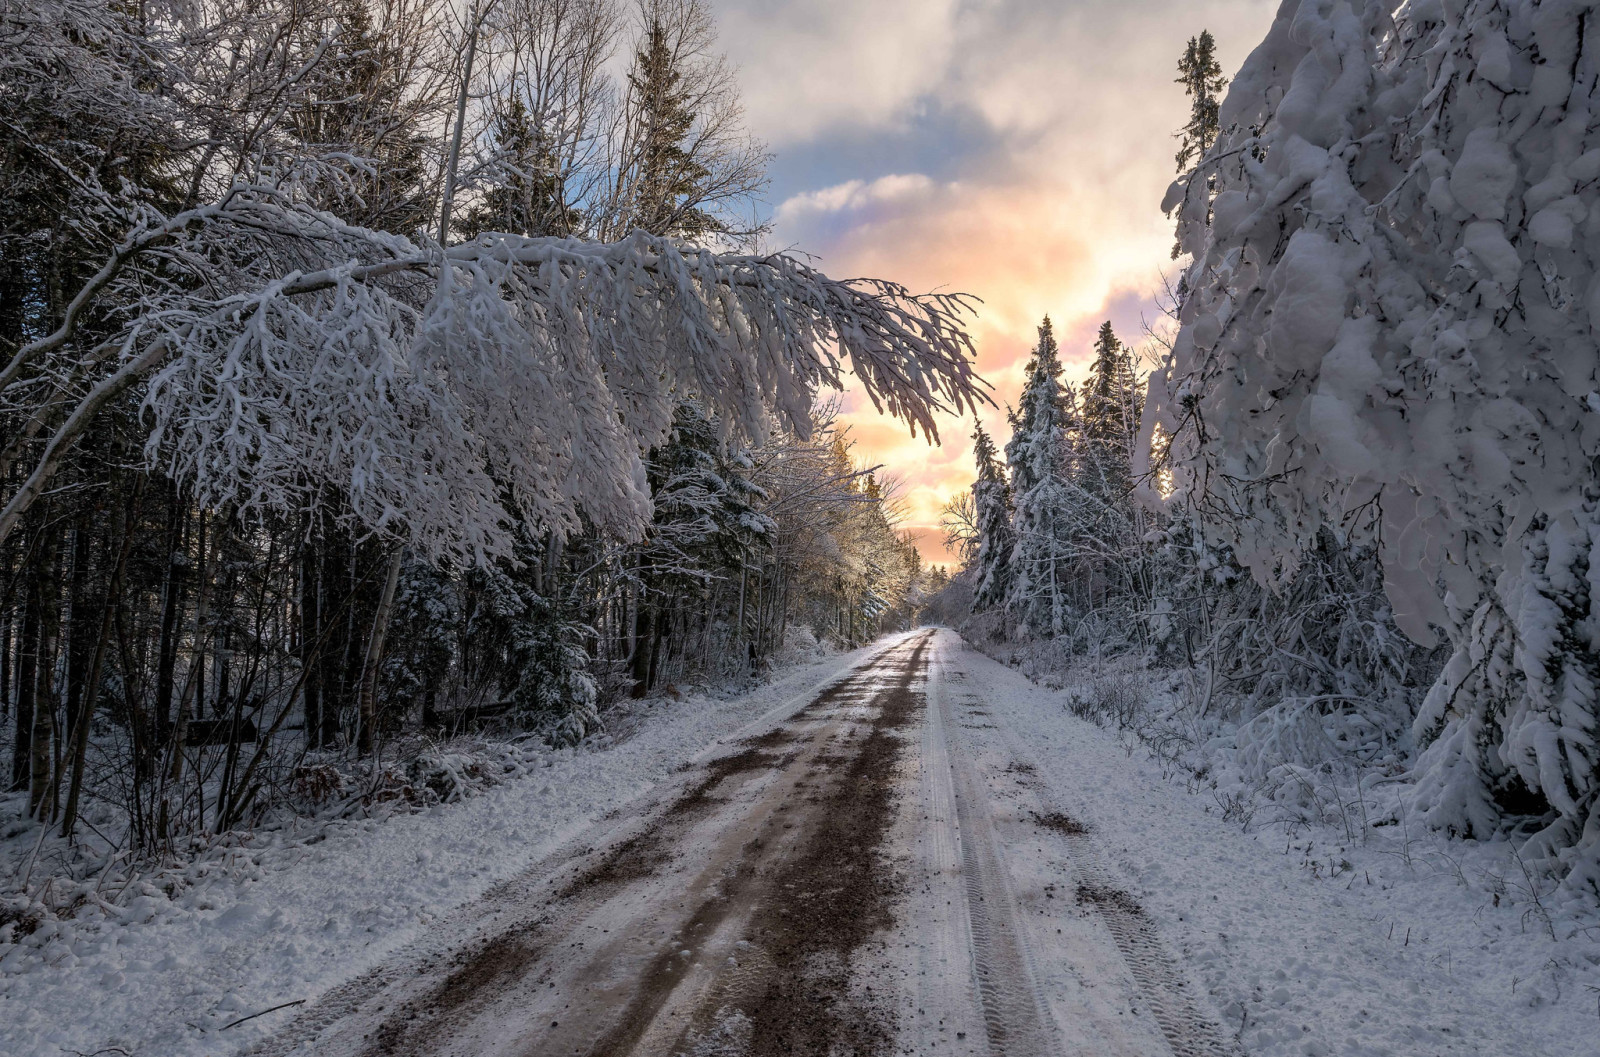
{"left": 1147, "top": 0, "right": 1600, "bottom": 894}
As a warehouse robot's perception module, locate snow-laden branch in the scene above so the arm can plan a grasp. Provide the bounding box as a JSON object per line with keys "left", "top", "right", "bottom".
{"left": 1, "top": 193, "right": 982, "bottom": 562}
{"left": 1147, "top": 0, "right": 1600, "bottom": 885}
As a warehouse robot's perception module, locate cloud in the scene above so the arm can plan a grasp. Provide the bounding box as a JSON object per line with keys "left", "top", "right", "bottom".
{"left": 774, "top": 173, "right": 937, "bottom": 225}
{"left": 711, "top": 0, "right": 962, "bottom": 144}
{"left": 712, "top": 0, "right": 1280, "bottom": 563}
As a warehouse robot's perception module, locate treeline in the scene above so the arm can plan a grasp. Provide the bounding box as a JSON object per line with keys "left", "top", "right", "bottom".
{"left": 0, "top": 0, "right": 955, "bottom": 856}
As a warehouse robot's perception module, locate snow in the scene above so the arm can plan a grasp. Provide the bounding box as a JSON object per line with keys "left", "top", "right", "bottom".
{"left": 0, "top": 637, "right": 901, "bottom": 1057}
{"left": 1148, "top": 0, "right": 1600, "bottom": 881}
{"left": 948, "top": 633, "right": 1600, "bottom": 1057}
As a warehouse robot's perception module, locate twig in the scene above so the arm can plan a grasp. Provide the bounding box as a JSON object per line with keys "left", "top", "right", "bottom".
{"left": 219, "top": 999, "right": 305, "bottom": 1031}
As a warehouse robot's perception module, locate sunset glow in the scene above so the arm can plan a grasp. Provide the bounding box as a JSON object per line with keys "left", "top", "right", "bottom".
{"left": 714, "top": 0, "right": 1277, "bottom": 564}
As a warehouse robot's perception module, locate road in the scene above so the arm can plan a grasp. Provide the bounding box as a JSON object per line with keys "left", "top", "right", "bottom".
{"left": 262, "top": 629, "right": 1233, "bottom": 1057}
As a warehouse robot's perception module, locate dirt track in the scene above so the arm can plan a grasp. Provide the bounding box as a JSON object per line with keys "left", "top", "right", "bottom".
{"left": 260, "top": 630, "right": 1231, "bottom": 1057}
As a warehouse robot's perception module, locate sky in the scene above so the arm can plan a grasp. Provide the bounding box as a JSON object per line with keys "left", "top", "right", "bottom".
{"left": 709, "top": 0, "right": 1279, "bottom": 565}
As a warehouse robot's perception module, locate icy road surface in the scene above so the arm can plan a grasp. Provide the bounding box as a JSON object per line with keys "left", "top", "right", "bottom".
{"left": 260, "top": 630, "right": 1233, "bottom": 1057}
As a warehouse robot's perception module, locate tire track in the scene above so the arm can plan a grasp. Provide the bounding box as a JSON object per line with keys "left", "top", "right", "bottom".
{"left": 935, "top": 643, "right": 1062, "bottom": 1057}
{"left": 1072, "top": 882, "right": 1235, "bottom": 1057}
{"left": 941, "top": 635, "right": 1240, "bottom": 1057}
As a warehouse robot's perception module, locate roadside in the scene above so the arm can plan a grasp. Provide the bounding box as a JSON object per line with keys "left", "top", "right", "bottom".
{"left": 0, "top": 635, "right": 904, "bottom": 1057}
{"left": 944, "top": 632, "right": 1600, "bottom": 1057}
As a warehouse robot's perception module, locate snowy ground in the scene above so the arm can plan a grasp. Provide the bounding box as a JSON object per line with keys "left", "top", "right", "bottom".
{"left": 4, "top": 629, "right": 1595, "bottom": 1057}
{"left": 0, "top": 636, "right": 897, "bottom": 1057}
{"left": 947, "top": 633, "right": 1600, "bottom": 1057}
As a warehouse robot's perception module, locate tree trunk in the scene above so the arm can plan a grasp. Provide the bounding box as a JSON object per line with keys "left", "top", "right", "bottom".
{"left": 28, "top": 529, "right": 60, "bottom": 819}
{"left": 356, "top": 548, "right": 402, "bottom": 754}
{"left": 61, "top": 479, "right": 140, "bottom": 838}
{"left": 162, "top": 509, "right": 214, "bottom": 838}
{"left": 11, "top": 549, "right": 40, "bottom": 791}
{"left": 153, "top": 487, "right": 185, "bottom": 753}
{"left": 299, "top": 528, "right": 321, "bottom": 749}
{"left": 630, "top": 587, "right": 654, "bottom": 698}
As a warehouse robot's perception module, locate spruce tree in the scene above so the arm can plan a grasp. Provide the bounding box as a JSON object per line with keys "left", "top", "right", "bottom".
{"left": 1005, "top": 318, "right": 1079, "bottom": 637}
{"left": 628, "top": 20, "right": 716, "bottom": 239}
{"left": 463, "top": 97, "right": 582, "bottom": 238}
{"left": 1174, "top": 30, "right": 1227, "bottom": 172}
{"left": 1079, "top": 321, "right": 1141, "bottom": 499}
{"left": 970, "top": 421, "right": 1014, "bottom": 612}
{"left": 1172, "top": 29, "right": 1227, "bottom": 258}
{"left": 294, "top": 0, "right": 435, "bottom": 235}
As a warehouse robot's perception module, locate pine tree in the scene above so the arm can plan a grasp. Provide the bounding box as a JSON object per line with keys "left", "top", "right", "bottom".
{"left": 627, "top": 20, "right": 716, "bottom": 239}
{"left": 970, "top": 421, "right": 1014, "bottom": 612}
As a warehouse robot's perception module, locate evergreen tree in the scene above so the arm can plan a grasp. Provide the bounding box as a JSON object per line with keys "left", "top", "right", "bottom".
{"left": 1174, "top": 30, "right": 1227, "bottom": 172}
{"left": 294, "top": 0, "right": 436, "bottom": 235}
{"left": 627, "top": 20, "right": 716, "bottom": 239}
{"left": 1172, "top": 29, "right": 1227, "bottom": 258}
{"left": 1079, "top": 321, "right": 1143, "bottom": 499}
{"left": 462, "top": 97, "right": 581, "bottom": 238}
{"left": 1005, "top": 318, "right": 1080, "bottom": 637}
{"left": 970, "top": 421, "right": 1014, "bottom": 612}
{"left": 630, "top": 401, "right": 773, "bottom": 693}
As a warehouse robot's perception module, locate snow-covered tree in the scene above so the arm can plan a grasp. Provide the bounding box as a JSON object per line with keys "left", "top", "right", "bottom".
{"left": 1148, "top": 0, "right": 1600, "bottom": 891}
{"left": 1006, "top": 318, "right": 1079, "bottom": 637}
{"left": 969, "top": 421, "right": 1014, "bottom": 610}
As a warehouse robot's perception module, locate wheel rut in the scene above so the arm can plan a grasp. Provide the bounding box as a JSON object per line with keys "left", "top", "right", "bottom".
{"left": 934, "top": 646, "right": 1063, "bottom": 1057}
{"left": 263, "top": 631, "right": 936, "bottom": 1057}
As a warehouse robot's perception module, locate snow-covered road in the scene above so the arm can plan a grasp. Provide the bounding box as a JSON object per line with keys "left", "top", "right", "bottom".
{"left": 11, "top": 629, "right": 1589, "bottom": 1057}
{"left": 255, "top": 629, "right": 1239, "bottom": 1056}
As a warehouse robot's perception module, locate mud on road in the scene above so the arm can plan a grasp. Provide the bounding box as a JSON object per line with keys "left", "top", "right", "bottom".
{"left": 270, "top": 632, "right": 935, "bottom": 1057}
{"left": 263, "top": 629, "right": 1239, "bottom": 1057}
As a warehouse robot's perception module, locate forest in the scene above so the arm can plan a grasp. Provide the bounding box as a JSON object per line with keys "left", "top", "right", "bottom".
{"left": 939, "top": 4, "right": 1600, "bottom": 902}
{"left": 0, "top": 0, "right": 971, "bottom": 877}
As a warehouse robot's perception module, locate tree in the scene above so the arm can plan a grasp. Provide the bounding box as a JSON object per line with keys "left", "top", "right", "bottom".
{"left": 601, "top": 0, "right": 767, "bottom": 243}
{"left": 1005, "top": 318, "right": 1079, "bottom": 637}
{"left": 1173, "top": 30, "right": 1226, "bottom": 172}
{"left": 1079, "top": 321, "right": 1142, "bottom": 500}
{"left": 627, "top": 18, "right": 712, "bottom": 238}
{"left": 939, "top": 491, "right": 979, "bottom": 569}
{"left": 969, "top": 421, "right": 1014, "bottom": 611}
{"left": 461, "top": 96, "right": 582, "bottom": 238}
{"left": 1148, "top": 0, "right": 1600, "bottom": 894}
{"left": 1171, "top": 30, "right": 1227, "bottom": 258}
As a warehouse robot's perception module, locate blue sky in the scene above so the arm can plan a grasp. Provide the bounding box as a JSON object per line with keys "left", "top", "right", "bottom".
{"left": 709, "top": 0, "right": 1279, "bottom": 561}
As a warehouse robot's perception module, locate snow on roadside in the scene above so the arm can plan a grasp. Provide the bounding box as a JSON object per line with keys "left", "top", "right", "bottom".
{"left": 952, "top": 633, "right": 1600, "bottom": 1057}
{"left": 0, "top": 635, "right": 901, "bottom": 1057}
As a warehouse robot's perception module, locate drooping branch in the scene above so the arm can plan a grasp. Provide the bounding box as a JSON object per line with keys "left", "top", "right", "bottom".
{"left": 2, "top": 200, "right": 984, "bottom": 563}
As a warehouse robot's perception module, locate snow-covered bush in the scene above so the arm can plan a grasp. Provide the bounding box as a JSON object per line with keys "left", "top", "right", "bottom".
{"left": 1148, "top": 0, "right": 1600, "bottom": 891}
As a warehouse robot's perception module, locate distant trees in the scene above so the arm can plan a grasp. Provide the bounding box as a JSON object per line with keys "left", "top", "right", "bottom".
{"left": 959, "top": 318, "right": 1148, "bottom": 647}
